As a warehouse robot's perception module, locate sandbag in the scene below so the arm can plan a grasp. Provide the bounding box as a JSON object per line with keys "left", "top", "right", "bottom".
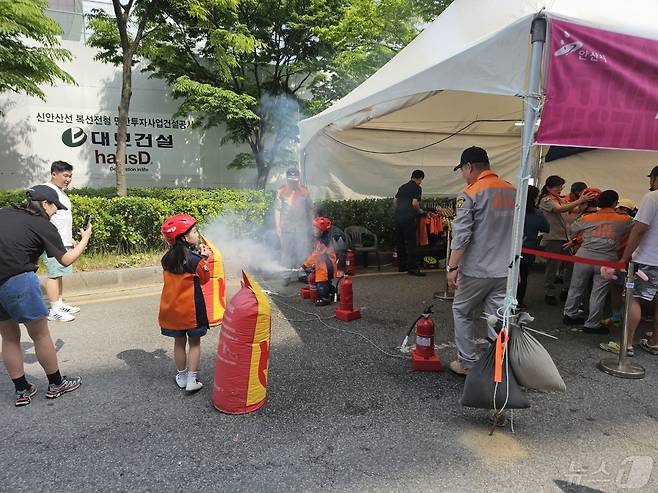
{"left": 200, "top": 235, "right": 226, "bottom": 327}
{"left": 508, "top": 326, "right": 566, "bottom": 392}
{"left": 461, "top": 342, "right": 530, "bottom": 409}
{"left": 213, "top": 271, "right": 271, "bottom": 414}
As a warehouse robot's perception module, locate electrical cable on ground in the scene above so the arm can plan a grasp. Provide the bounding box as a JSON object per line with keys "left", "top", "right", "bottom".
{"left": 267, "top": 290, "right": 410, "bottom": 360}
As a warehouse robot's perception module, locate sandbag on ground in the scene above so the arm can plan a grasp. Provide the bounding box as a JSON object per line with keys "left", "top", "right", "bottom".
{"left": 508, "top": 326, "right": 566, "bottom": 392}
{"left": 461, "top": 342, "right": 530, "bottom": 410}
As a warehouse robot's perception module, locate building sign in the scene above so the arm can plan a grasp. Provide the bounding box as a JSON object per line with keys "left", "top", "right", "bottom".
{"left": 31, "top": 108, "right": 192, "bottom": 174}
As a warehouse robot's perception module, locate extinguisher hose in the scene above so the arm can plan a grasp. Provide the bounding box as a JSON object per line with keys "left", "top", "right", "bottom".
{"left": 400, "top": 315, "right": 424, "bottom": 350}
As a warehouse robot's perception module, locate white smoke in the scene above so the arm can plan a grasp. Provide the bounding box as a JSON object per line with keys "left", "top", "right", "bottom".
{"left": 200, "top": 214, "right": 291, "bottom": 280}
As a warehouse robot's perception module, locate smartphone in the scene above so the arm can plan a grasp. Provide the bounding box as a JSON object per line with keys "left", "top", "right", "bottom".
{"left": 84, "top": 215, "right": 91, "bottom": 229}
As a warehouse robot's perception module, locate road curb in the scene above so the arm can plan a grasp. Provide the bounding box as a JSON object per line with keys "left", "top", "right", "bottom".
{"left": 39, "top": 266, "right": 162, "bottom": 293}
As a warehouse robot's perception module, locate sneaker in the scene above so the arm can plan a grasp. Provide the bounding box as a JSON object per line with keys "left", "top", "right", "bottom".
{"left": 60, "top": 303, "right": 80, "bottom": 314}
{"left": 449, "top": 360, "right": 469, "bottom": 376}
{"left": 186, "top": 379, "right": 203, "bottom": 392}
{"left": 600, "top": 317, "right": 621, "bottom": 328}
{"left": 599, "top": 341, "right": 634, "bottom": 357}
{"left": 315, "top": 298, "right": 331, "bottom": 307}
{"left": 48, "top": 309, "right": 75, "bottom": 322}
{"left": 175, "top": 372, "right": 187, "bottom": 389}
{"left": 563, "top": 314, "right": 587, "bottom": 326}
{"left": 544, "top": 295, "right": 558, "bottom": 306}
{"left": 46, "top": 376, "right": 82, "bottom": 399}
{"left": 407, "top": 270, "right": 426, "bottom": 277}
{"left": 583, "top": 325, "right": 610, "bottom": 335}
{"left": 15, "top": 384, "right": 37, "bottom": 407}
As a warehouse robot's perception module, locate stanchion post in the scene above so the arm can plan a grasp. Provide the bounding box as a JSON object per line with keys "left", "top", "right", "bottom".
{"left": 598, "top": 262, "right": 645, "bottom": 379}
{"left": 435, "top": 223, "right": 454, "bottom": 302}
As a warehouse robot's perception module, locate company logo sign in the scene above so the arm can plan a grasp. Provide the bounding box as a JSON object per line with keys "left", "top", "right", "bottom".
{"left": 61, "top": 127, "right": 88, "bottom": 147}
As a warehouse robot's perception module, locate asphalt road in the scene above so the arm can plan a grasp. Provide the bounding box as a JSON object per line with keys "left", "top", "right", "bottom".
{"left": 1, "top": 267, "right": 657, "bottom": 492}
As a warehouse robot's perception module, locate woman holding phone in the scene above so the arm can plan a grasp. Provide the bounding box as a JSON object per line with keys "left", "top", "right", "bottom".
{"left": 0, "top": 185, "right": 92, "bottom": 406}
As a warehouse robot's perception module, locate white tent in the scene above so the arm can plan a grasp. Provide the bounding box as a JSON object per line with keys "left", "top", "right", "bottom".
{"left": 298, "top": 0, "right": 658, "bottom": 202}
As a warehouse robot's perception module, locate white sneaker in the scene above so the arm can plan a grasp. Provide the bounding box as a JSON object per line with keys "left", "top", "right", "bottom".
{"left": 175, "top": 372, "right": 187, "bottom": 389}
{"left": 185, "top": 379, "right": 203, "bottom": 392}
{"left": 60, "top": 303, "right": 80, "bottom": 314}
{"left": 47, "top": 309, "right": 75, "bottom": 322}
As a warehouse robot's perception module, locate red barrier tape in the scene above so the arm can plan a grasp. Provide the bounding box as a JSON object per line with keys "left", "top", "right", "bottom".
{"left": 521, "top": 247, "right": 624, "bottom": 270}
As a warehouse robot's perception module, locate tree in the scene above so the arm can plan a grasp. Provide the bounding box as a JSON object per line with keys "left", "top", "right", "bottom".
{"left": 308, "top": 0, "right": 453, "bottom": 113}
{"left": 144, "top": 0, "right": 453, "bottom": 188}
{"left": 86, "top": 0, "right": 209, "bottom": 196}
{"left": 0, "top": 0, "right": 75, "bottom": 103}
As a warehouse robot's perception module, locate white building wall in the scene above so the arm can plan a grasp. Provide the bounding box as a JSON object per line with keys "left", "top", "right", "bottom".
{"left": 0, "top": 39, "right": 258, "bottom": 190}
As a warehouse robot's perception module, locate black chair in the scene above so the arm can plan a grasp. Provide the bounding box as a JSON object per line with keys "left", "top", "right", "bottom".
{"left": 344, "top": 226, "right": 381, "bottom": 271}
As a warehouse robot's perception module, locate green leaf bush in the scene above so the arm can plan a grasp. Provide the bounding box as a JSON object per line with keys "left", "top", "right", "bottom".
{"left": 0, "top": 188, "right": 449, "bottom": 253}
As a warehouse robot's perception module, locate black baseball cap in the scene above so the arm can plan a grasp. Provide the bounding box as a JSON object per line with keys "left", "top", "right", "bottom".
{"left": 286, "top": 167, "right": 300, "bottom": 179}
{"left": 453, "top": 146, "right": 490, "bottom": 171}
{"left": 648, "top": 165, "right": 658, "bottom": 178}
{"left": 26, "top": 185, "right": 68, "bottom": 210}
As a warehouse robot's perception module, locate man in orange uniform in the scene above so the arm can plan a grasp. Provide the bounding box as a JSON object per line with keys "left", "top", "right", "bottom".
{"left": 563, "top": 190, "right": 633, "bottom": 334}
{"left": 275, "top": 168, "right": 314, "bottom": 285}
{"left": 446, "top": 147, "right": 516, "bottom": 375}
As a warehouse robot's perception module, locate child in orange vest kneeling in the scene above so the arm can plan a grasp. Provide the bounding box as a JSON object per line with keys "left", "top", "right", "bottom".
{"left": 159, "top": 214, "right": 211, "bottom": 392}
{"left": 302, "top": 216, "right": 338, "bottom": 306}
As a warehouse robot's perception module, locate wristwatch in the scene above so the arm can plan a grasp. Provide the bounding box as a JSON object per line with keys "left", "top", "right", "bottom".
{"left": 447, "top": 265, "right": 458, "bottom": 273}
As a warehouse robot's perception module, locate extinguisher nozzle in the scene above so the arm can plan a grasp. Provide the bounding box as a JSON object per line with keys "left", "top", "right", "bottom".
{"left": 400, "top": 336, "right": 409, "bottom": 351}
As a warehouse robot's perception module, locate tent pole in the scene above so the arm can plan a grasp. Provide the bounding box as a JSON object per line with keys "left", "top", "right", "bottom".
{"left": 502, "top": 15, "right": 547, "bottom": 320}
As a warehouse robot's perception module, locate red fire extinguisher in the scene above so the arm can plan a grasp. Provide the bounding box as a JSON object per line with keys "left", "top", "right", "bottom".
{"left": 405, "top": 306, "right": 444, "bottom": 372}
{"left": 392, "top": 248, "right": 398, "bottom": 268}
{"left": 334, "top": 275, "right": 361, "bottom": 321}
{"left": 345, "top": 249, "right": 355, "bottom": 275}
{"left": 308, "top": 271, "right": 319, "bottom": 303}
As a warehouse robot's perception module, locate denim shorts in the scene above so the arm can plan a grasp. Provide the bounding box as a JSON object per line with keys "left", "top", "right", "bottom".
{"left": 41, "top": 248, "right": 73, "bottom": 278}
{"left": 633, "top": 264, "right": 658, "bottom": 301}
{"left": 0, "top": 272, "right": 49, "bottom": 323}
{"left": 161, "top": 326, "right": 208, "bottom": 338}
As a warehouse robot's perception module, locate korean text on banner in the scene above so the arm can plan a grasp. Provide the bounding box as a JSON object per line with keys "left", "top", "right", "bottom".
{"left": 536, "top": 18, "right": 658, "bottom": 151}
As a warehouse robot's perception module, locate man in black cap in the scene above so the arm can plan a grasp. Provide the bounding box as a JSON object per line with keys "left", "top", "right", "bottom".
{"left": 394, "top": 169, "right": 426, "bottom": 276}
{"left": 0, "top": 185, "right": 92, "bottom": 406}
{"left": 275, "top": 168, "right": 315, "bottom": 284}
{"left": 447, "top": 146, "right": 516, "bottom": 375}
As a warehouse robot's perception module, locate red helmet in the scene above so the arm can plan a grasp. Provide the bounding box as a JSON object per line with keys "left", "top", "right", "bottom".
{"left": 161, "top": 214, "right": 197, "bottom": 245}
{"left": 312, "top": 216, "right": 332, "bottom": 233}
{"left": 582, "top": 187, "right": 602, "bottom": 204}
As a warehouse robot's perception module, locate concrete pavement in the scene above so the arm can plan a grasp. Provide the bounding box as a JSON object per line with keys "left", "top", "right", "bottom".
{"left": 1, "top": 268, "right": 657, "bottom": 492}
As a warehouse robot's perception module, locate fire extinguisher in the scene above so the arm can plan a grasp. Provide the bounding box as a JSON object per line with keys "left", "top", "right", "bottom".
{"left": 401, "top": 305, "right": 443, "bottom": 371}
{"left": 308, "top": 271, "right": 319, "bottom": 303}
{"left": 334, "top": 274, "right": 361, "bottom": 321}
{"left": 345, "top": 249, "right": 355, "bottom": 275}
{"left": 392, "top": 248, "right": 398, "bottom": 267}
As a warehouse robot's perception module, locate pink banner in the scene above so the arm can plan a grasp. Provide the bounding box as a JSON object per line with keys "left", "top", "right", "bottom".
{"left": 536, "top": 18, "right": 658, "bottom": 151}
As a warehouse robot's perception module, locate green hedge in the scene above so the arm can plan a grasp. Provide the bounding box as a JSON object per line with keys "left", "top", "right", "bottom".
{"left": 316, "top": 198, "right": 396, "bottom": 248}
{"left": 0, "top": 188, "right": 449, "bottom": 253}
{"left": 0, "top": 188, "right": 274, "bottom": 254}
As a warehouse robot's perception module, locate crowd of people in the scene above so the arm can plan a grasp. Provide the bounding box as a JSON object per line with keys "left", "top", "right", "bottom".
{"left": 1, "top": 153, "right": 657, "bottom": 406}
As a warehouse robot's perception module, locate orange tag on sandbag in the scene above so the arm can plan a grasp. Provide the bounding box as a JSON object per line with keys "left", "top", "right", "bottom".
{"left": 494, "top": 329, "right": 509, "bottom": 383}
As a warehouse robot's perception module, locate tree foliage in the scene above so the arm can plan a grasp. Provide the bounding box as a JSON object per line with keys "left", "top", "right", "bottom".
{"left": 0, "top": 0, "right": 75, "bottom": 101}
{"left": 88, "top": 0, "right": 453, "bottom": 188}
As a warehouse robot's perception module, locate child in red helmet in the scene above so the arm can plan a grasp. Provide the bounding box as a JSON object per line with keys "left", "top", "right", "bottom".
{"left": 159, "top": 214, "right": 211, "bottom": 392}
{"left": 301, "top": 216, "right": 338, "bottom": 306}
